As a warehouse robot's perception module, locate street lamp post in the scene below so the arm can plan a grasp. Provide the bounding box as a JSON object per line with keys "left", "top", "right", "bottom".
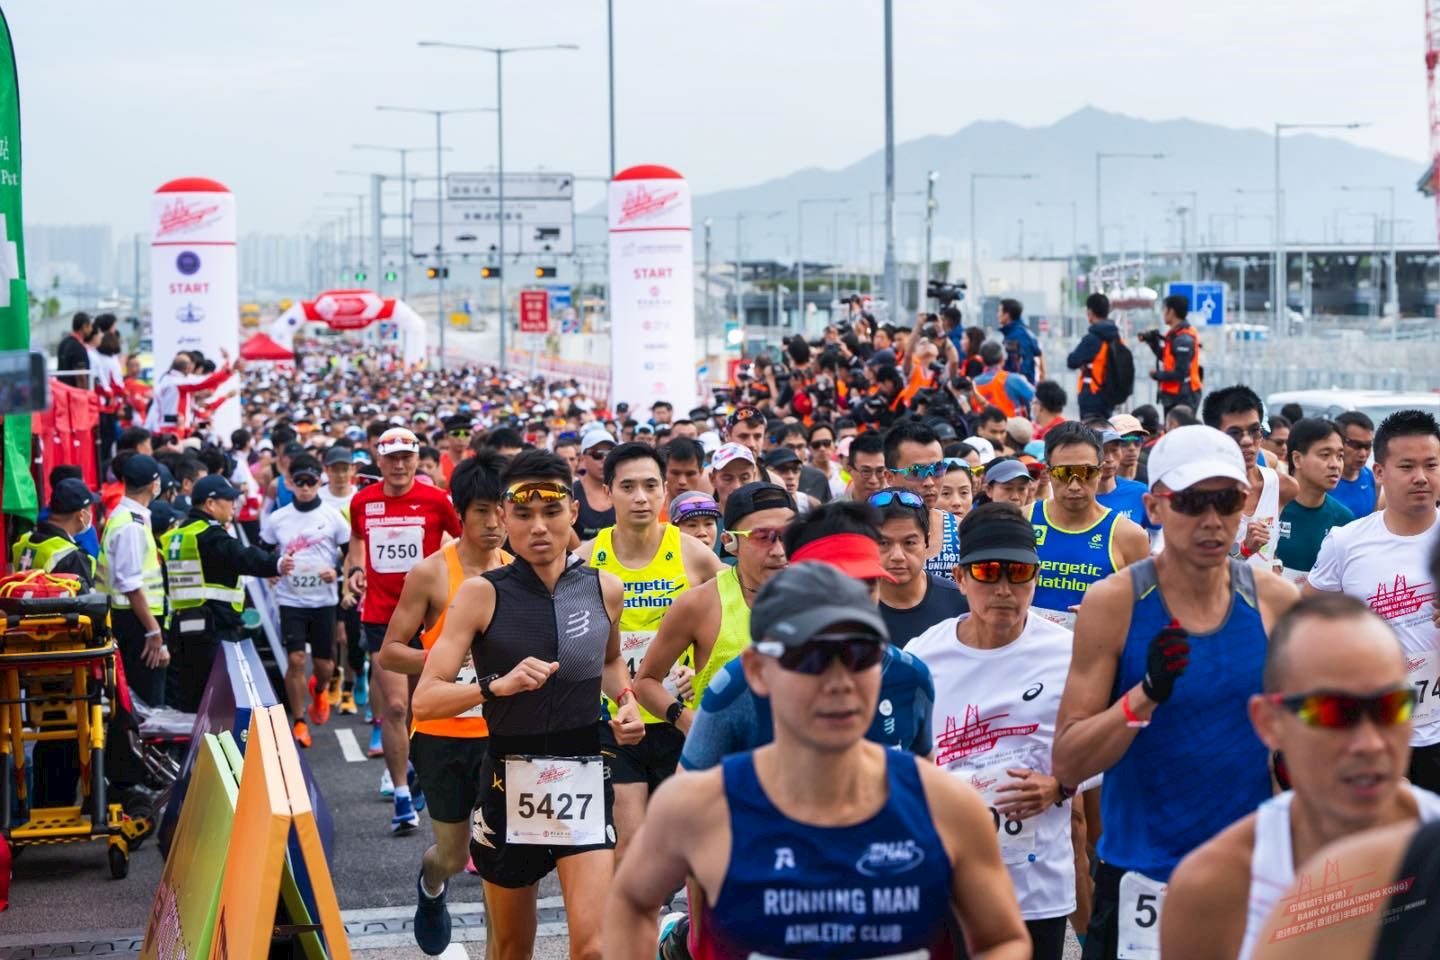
{"left": 882, "top": 0, "right": 899, "bottom": 321}
{"left": 797, "top": 198, "right": 848, "bottom": 335}
{"left": 923, "top": 171, "right": 939, "bottom": 301}
{"left": 970, "top": 172, "right": 1034, "bottom": 306}
{"left": 703, "top": 218, "right": 713, "bottom": 357}
{"left": 1036, "top": 200, "right": 1079, "bottom": 321}
{"left": 353, "top": 144, "right": 452, "bottom": 301}
{"left": 1095, "top": 152, "right": 1166, "bottom": 266}
{"left": 1274, "top": 121, "right": 1368, "bottom": 334}
{"left": 420, "top": 42, "right": 580, "bottom": 371}
{"left": 1150, "top": 190, "right": 1199, "bottom": 277}
{"left": 376, "top": 106, "right": 495, "bottom": 369}
{"left": 322, "top": 192, "right": 366, "bottom": 278}
{"left": 1340, "top": 185, "right": 1399, "bottom": 339}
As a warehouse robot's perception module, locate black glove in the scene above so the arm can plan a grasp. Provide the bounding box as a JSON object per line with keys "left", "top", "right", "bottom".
{"left": 1141, "top": 620, "right": 1190, "bottom": 704}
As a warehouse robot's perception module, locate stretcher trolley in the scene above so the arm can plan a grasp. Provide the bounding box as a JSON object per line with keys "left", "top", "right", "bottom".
{"left": 0, "top": 594, "right": 151, "bottom": 878}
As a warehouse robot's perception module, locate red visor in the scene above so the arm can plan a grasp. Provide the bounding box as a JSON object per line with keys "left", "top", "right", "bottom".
{"left": 792, "top": 533, "right": 897, "bottom": 583}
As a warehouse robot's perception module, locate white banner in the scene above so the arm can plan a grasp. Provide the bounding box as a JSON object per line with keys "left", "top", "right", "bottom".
{"left": 607, "top": 167, "right": 696, "bottom": 413}
{"left": 149, "top": 180, "right": 240, "bottom": 436}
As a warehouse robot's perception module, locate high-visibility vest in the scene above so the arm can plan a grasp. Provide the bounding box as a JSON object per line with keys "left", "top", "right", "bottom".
{"left": 975, "top": 369, "right": 1018, "bottom": 417}
{"left": 1160, "top": 325, "right": 1203, "bottom": 395}
{"left": 1079, "top": 341, "right": 1109, "bottom": 397}
{"left": 14, "top": 531, "right": 77, "bottom": 573}
{"left": 98, "top": 508, "right": 164, "bottom": 615}
{"left": 162, "top": 519, "right": 245, "bottom": 614}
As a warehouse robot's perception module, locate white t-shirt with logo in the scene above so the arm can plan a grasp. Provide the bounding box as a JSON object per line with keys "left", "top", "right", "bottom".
{"left": 1308, "top": 509, "right": 1440, "bottom": 746}
{"left": 906, "top": 611, "right": 1076, "bottom": 919}
{"left": 259, "top": 502, "right": 351, "bottom": 609}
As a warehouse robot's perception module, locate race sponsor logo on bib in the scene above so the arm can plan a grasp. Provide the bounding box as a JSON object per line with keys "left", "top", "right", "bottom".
{"left": 369, "top": 524, "right": 423, "bottom": 573}
{"left": 971, "top": 765, "right": 1036, "bottom": 864}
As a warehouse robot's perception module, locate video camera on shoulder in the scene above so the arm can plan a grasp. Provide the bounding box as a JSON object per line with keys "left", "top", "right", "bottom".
{"left": 926, "top": 279, "right": 967, "bottom": 306}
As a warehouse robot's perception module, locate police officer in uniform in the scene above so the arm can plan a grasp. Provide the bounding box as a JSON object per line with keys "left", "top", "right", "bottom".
{"left": 164, "top": 474, "right": 294, "bottom": 711}
{"left": 13, "top": 478, "right": 99, "bottom": 590}
{"left": 100, "top": 454, "right": 168, "bottom": 707}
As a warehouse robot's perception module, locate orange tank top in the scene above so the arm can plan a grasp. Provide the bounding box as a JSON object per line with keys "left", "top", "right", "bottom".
{"left": 412, "top": 542, "right": 511, "bottom": 739}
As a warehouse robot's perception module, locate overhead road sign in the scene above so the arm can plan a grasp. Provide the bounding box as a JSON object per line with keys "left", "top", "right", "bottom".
{"left": 446, "top": 172, "right": 574, "bottom": 200}
{"left": 411, "top": 198, "right": 575, "bottom": 256}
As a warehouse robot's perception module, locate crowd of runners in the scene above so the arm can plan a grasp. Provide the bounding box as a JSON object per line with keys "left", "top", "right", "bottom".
{"left": 48, "top": 296, "right": 1440, "bottom": 959}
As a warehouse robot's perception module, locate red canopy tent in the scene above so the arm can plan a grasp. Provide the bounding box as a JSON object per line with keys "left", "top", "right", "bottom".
{"left": 239, "top": 331, "right": 294, "bottom": 362}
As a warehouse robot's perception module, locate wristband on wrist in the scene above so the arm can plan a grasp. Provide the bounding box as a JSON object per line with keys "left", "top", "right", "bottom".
{"left": 1122, "top": 690, "right": 1151, "bottom": 728}
{"left": 144, "top": 628, "right": 163, "bottom": 639}
{"left": 1239, "top": 542, "right": 1254, "bottom": 559}
{"left": 615, "top": 686, "right": 635, "bottom": 707}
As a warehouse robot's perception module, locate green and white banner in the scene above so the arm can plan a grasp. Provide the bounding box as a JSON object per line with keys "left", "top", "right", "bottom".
{"left": 0, "top": 9, "right": 36, "bottom": 521}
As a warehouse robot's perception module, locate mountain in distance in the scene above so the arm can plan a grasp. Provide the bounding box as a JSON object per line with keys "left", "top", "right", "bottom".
{"left": 602, "top": 106, "right": 1432, "bottom": 271}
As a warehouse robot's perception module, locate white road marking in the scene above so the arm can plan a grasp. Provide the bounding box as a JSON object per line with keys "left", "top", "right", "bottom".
{"left": 437, "top": 944, "right": 469, "bottom": 960}
{"left": 336, "top": 727, "right": 367, "bottom": 763}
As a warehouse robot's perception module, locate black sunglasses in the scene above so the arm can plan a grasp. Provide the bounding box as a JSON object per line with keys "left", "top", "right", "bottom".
{"left": 1154, "top": 486, "right": 1246, "bottom": 516}
{"left": 754, "top": 633, "right": 885, "bottom": 674}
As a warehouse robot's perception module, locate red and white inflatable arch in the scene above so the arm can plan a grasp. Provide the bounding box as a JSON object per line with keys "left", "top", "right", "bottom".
{"left": 259, "top": 289, "right": 428, "bottom": 365}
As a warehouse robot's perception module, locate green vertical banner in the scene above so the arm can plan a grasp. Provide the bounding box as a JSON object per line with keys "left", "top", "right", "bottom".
{"left": 0, "top": 10, "right": 35, "bottom": 522}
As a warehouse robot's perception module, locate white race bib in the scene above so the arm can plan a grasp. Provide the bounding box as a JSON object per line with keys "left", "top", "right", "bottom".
{"left": 1408, "top": 651, "right": 1440, "bottom": 725}
{"left": 369, "top": 525, "right": 423, "bottom": 574}
{"left": 287, "top": 567, "right": 330, "bottom": 597}
{"left": 1117, "top": 870, "right": 1166, "bottom": 960}
{"left": 1031, "top": 607, "right": 1076, "bottom": 631}
{"left": 504, "top": 756, "right": 605, "bottom": 847}
{"left": 972, "top": 766, "right": 1037, "bottom": 864}
{"left": 619, "top": 630, "right": 657, "bottom": 678}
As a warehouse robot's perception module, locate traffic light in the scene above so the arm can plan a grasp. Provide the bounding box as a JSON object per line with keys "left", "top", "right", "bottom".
{"left": 534, "top": 266, "right": 557, "bottom": 279}
{"left": 354, "top": 271, "right": 367, "bottom": 282}
{"left": 480, "top": 266, "right": 502, "bottom": 279}
{"left": 384, "top": 270, "right": 398, "bottom": 282}
{"left": 425, "top": 266, "right": 449, "bottom": 280}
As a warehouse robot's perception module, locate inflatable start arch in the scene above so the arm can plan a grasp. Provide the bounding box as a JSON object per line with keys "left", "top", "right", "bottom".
{"left": 257, "top": 289, "right": 428, "bottom": 365}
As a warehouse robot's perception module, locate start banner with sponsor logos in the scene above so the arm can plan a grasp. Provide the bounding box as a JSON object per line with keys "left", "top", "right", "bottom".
{"left": 150, "top": 177, "right": 240, "bottom": 435}
{"left": 608, "top": 165, "right": 696, "bottom": 413}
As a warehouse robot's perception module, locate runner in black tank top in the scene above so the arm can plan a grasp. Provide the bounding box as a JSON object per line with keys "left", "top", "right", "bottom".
{"left": 412, "top": 451, "right": 643, "bottom": 959}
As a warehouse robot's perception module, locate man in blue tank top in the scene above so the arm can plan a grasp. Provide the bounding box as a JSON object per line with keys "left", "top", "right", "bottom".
{"left": 1053, "top": 425, "right": 1299, "bottom": 960}
{"left": 1030, "top": 422, "right": 1150, "bottom": 627}
{"left": 607, "top": 562, "right": 1031, "bottom": 959}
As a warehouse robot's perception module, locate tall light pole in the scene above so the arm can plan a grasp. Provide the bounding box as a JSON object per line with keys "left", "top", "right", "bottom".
{"left": 376, "top": 106, "right": 495, "bottom": 369}
{"left": 353, "top": 144, "right": 451, "bottom": 300}
{"left": 322, "top": 192, "right": 366, "bottom": 277}
{"left": 1340, "top": 184, "right": 1398, "bottom": 338}
{"left": 1150, "top": 190, "right": 1198, "bottom": 277}
{"left": 923, "top": 171, "right": 939, "bottom": 302}
{"left": 703, "top": 217, "right": 713, "bottom": 356}
{"left": 419, "top": 42, "right": 580, "bottom": 370}
{"left": 607, "top": 0, "right": 616, "bottom": 176}
{"left": 734, "top": 210, "right": 782, "bottom": 328}
{"left": 970, "top": 172, "right": 1034, "bottom": 305}
{"left": 881, "top": 0, "right": 899, "bottom": 320}
{"left": 1036, "top": 200, "right": 1078, "bottom": 320}
{"left": 798, "top": 197, "right": 848, "bottom": 334}
{"left": 1274, "top": 121, "right": 1368, "bottom": 333}
{"left": 1095, "top": 152, "right": 1166, "bottom": 266}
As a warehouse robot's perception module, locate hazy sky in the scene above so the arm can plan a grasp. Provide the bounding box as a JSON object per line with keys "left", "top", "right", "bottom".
{"left": 8, "top": 0, "right": 1422, "bottom": 237}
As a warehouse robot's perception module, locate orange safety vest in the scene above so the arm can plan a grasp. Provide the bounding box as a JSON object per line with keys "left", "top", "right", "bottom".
{"left": 412, "top": 542, "right": 512, "bottom": 739}
{"left": 1160, "top": 325, "right": 1203, "bottom": 396}
{"left": 975, "top": 369, "right": 1018, "bottom": 417}
{"left": 1078, "top": 341, "right": 1108, "bottom": 397}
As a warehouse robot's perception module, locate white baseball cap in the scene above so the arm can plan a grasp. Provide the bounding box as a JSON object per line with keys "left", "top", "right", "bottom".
{"left": 375, "top": 427, "right": 421, "bottom": 457}
{"left": 580, "top": 430, "right": 617, "bottom": 454}
{"left": 1146, "top": 425, "right": 1250, "bottom": 493}
{"left": 962, "top": 436, "right": 996, "bottom": 465}
{"left": 710, "top": 442, "right": 757, "bottom": 471}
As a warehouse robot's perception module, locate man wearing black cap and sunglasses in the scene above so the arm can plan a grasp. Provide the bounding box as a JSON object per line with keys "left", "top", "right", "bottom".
{"left": 1054, "top": 425, "right": 1298, "bottom": 960}
{"left": 909, "top": 502, "right": 1085, "bottom": 960}
{"left": 1163, "top": 593, "right": 1440, "bottom": 960}
{"left": 14, "top": 478, "right": 99, "bottom": 590}
{"left": 635, "top": 482, "right": 795, "bottom": 736}
{"left": 607, "top": 562, "right": 1030, "bottom": 958}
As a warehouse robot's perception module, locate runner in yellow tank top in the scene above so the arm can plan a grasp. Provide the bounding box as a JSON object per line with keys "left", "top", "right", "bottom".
{"left": 635, "top": 481, "right": 796, "bottom": 746}
{"left": 574, "top": 443, "right": 724, "bottom": 866}
{"left": 373, "top": 452, "right": 511, "bottom": 956}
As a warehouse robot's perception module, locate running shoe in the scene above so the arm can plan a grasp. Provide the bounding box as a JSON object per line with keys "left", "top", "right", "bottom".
{"left": 338, "top": 692, "right": 358, "bottom": 715}
{"left": 293, "top": 720, "right": 312, "bottom": 749}
{"left": 390, "top": 793, "right": 420, "bottom": 834}
{"left": 380, "top": 767, "right": 394, "bottom": 798}
{"left": 413, "top": 871, "right": 452, "bottom": 954}
{"left": 354, "top": 664, "right": 369, "bottom": 708}
{"left": 326, "top": 670, "right": 343, "bottom": 707}
{"left": 408, "top": 761, "right": 426, "bottom": 813}
{"left": 367, "top": 723, "right": 383, "bottom": 758}
{"left": 309, "top": 681, "right": 331, "bottom": 726}
{"left": 464, "top": 854, "right": 478, "bottom": 875}
{"left": 657, "top": 912, "right": 690, "bottom": 960}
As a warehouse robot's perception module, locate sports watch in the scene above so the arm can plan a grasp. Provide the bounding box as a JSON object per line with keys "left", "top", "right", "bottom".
{"left": 665, "top": 699, "right": 685, "bottom": 725}
{"left": 478, "top": 673, "right": 501, "bottom": 701}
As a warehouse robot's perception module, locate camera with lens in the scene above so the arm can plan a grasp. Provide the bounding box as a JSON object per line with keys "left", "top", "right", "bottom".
{"left": 1137, "top": 328, "right": 1164, "bottom": 348}
{"left": 926, "top": 279, "right": 967, "bottom": 306}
